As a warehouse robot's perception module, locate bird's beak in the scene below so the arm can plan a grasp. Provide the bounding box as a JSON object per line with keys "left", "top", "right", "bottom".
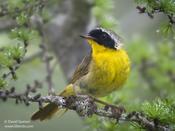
{"left": 80, "top": 35, "right": 96, "bottom": 41}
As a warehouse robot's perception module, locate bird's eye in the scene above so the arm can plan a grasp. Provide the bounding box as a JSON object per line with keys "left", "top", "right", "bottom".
{"left": 101, "top": 33, "right": 108, "bottom": 39}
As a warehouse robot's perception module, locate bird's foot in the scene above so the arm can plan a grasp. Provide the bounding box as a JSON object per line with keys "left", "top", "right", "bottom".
{"left": 89, "top": 96, "right": 125, "bottom": 114}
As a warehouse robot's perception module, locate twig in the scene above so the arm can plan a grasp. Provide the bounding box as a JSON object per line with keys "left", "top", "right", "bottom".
{"left": 42, "top": 49, "right": 55, "bottom": 95}
{"left": 136, "top": 5, "right": 175, "bottom": 25}
{"left": 22, "top": 51, "right": 43, "bottom": 63}
{"left": 40, "top": 40, "right": 55, "bottom": 95}
{"left": 34, "top": 16, "right": 55, "bottom": 95}
{"left": 0, "top": 0, "right": 47, "bottom": 17}
{"left": 0, "top": 80, "right": 42, "bottom": 105}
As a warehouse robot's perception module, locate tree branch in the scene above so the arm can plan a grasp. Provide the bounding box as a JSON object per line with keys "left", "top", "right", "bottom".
{"left": 0, "top": 88, "right": 170, "bottom": 131}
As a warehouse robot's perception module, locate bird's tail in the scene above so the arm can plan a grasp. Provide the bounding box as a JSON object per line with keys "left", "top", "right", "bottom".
{"left": 31, "top": 84, "right": 74, "bottom": 121}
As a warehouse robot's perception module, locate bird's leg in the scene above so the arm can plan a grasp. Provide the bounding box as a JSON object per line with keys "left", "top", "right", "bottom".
{"left": 72, "top": 84, "right": 125, "bottom": 112}
{"left": 89, "top": 96, "right": 125, "bottom": 113}
{"left": 90, "top": 96, "right": 115, "bottom": 107}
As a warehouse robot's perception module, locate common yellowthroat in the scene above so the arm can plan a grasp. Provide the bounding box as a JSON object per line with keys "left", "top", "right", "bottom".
{"left": 31, "top": 27, "right": 130, "bottom": 121}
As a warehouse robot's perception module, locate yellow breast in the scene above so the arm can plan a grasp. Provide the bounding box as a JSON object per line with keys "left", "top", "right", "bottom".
{"left": 84, "top": 40, "right": 130, "bottom": 97}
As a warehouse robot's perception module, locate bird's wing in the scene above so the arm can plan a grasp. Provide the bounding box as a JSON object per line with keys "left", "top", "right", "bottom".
{"left": 70, "top": 53, "right": 92, "bottom": 84}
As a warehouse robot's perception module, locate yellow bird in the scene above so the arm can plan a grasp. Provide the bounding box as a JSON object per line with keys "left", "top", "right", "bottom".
{"left": 31, "top": 27, "right": 130, "bottom": 121}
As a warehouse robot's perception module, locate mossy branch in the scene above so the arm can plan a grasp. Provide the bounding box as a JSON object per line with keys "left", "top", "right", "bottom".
{"left": 0, "top": 88, "right": 170, "bottom": 131}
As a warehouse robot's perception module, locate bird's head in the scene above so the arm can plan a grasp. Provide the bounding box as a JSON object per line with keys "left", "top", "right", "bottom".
{"left": 80, "top": 27, "right": 122, "bottom": 50}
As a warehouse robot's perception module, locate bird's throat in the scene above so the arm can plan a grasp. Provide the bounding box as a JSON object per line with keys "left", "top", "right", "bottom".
{"left": 87, "top": 39, "right": 115, "bottom": 56}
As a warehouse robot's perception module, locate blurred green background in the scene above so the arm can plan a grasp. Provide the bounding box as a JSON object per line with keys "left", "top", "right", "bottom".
{"left": 0, "top": 0, "right": 175, "bottom": 131}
